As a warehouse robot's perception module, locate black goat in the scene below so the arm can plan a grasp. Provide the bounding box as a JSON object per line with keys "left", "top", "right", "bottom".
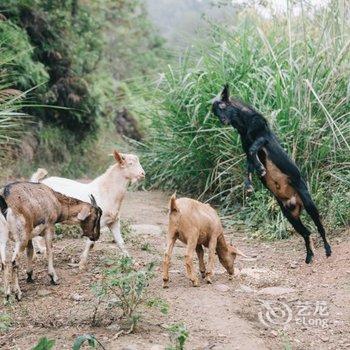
{"left": 212, "top": 84, "right": 331, "bottom": 264}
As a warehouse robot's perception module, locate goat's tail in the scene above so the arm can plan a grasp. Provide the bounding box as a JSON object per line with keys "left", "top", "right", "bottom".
{"left": 169, "top": 192, "right": 178, "bottom": 212}
{"left": 30, "top": 168, "right": 48, "bottom": 182}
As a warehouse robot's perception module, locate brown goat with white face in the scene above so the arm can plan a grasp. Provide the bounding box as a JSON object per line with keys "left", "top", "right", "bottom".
{"left": 0, "top": 182, "right": 102, "bottom": 300}
{"left": 163, "top": 194, "right": 245, "bottom": 288}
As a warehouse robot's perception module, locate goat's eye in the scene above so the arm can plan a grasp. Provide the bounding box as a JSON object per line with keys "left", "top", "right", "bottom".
{"left": 219, "top": 102, "right": 226, "bottom": 109}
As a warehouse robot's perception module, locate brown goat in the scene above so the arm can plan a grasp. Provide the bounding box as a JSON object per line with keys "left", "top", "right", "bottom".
{"left": 0, "top": 182, "right": 102, "bottom": 300}
{"left": 163, "top": 194, "right": 245, "bottom": 288}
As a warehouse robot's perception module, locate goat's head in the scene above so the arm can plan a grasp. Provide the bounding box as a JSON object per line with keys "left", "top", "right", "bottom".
{"left": 77, "top": 195, "right": 102, "bottom": 241}
{"left": 217, "top": 243, "right": 237, "bottom": 276}
{"left": 113, "top": 150, "right": 145, "bottom": 184}
{"left": 212, "top": 84, "right": 255, "bottom": 133}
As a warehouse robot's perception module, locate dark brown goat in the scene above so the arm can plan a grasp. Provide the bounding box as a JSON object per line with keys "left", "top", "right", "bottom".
{"left": 0, "top": 182, "right": 102, "bottom": 300}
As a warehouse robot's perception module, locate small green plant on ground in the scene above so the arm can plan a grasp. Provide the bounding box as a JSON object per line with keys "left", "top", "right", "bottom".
{"left": 32, "top": 335, "right": 105, "bottom": 350}
{"left": 120, "top": 219, "right": 135, "bottom": 242}
{"left": 32, "top": 338, "right": 55, "bottom": 350}
{"left": 166, "top": 323, "right": 189, "bottom": 350}
{"left": 72, "top": 334, "right": 106, "bottom": 350}
{"left": 0, "top": 313, "right": 12, "bottom": 333}
{"left": 92, "top": 256, "right": 155, "bottom": 334}
{"left": 147, "top": 297, "right": 169, "bottom": 315}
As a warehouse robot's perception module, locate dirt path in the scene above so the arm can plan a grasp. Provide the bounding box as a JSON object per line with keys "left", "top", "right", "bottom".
{"left": 1, "top": 191, "right": 349, "bottom": 349}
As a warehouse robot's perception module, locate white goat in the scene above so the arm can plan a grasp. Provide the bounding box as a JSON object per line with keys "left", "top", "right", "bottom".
{"left": 31, "top": 150, "right": 145, "bottom": 269}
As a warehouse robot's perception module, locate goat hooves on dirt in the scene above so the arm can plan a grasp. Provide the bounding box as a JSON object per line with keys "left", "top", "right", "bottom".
{"left": 26, "top": 272, "right": 34, "bottom": 283}
{"left": 49, "top": 275, "right": 59, "bottom": 285}
{"left": 305, "top": 254, "right": 314, "bottom": 264}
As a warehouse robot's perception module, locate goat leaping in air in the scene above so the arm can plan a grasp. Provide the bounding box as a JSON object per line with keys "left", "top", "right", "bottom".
{"left": 212, "top": 84, "right": 331, "bottom": 264}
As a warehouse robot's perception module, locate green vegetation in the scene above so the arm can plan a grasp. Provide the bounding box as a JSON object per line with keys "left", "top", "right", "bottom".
{"left": 93, "top": 256, "right": 155, "bottom": 333}
{"left": 32, "top": 337, "right": 55, "bottom": 350}
{"left": 0, "top": 0, "right": 166, "bottom": 178}
{"left": 137, "top": 2, "right": 350, "bottom": 238}
{"left": 166, "top": 323, "right": 189, "bottom": 350}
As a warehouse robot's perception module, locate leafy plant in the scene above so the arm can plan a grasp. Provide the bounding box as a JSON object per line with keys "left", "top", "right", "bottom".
{"left": 32, "top": 337, "right": 55, "bottom": 350}
{"left": 166, "top": 323, "right": 189, "bottom": 350}
{"left": 93, "top": 256, "right": 155, "bottom": 333}
{"left": 73, "top": 334, "right": 105, "bottom": 350}
{"left": 147, "top": 297, "right": 169, "bottom": 315}
{"left": 0, "top": 313, "right": 12, "bottom": 333}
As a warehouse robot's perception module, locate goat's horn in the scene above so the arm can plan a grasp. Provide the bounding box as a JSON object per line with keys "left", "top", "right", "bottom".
{"left": 89, "top": 194, "right": 97, "bottom": 208}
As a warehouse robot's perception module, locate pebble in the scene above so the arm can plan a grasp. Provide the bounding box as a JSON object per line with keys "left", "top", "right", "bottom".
{"left": 37, "top": 289, "right": 51, "bottom": 297}
{"left": 106, "top": 323, "right": 121, "bottom": 331}
{"left": 236, "top": 285, "right": 255, "bottom": 293}
{"left": 215, "top": 284, "right": 230, "bottom": 292}
{"left": 258, "top": 287, "right": 296, "bottom": 296}
{"left": 70, "top": 293, "right": 84, "bottom": 301}
{"left": 290, "top": 261, "right": 298, "bottom": 269}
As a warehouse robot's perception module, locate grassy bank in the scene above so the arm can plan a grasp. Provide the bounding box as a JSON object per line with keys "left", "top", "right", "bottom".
{"left": 137, "top": 2, "right": 350, "bottom": 238}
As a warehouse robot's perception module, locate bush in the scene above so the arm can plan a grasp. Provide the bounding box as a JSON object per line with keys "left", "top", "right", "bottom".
{"left": 93, "top": 256, "right": 155, "bottom": 333}
{"left": 137, "top": 2, "right": 350, "bottom": 238}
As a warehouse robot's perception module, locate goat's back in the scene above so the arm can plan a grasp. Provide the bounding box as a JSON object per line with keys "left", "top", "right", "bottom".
{"left": 169, "top": 197, "right": 223, "bottom": 241}
{"left": 0, "top": 182, "right": 61, "bottom": 225}
{"left": 42, "top": 177, "right": 93, "bottom": 203}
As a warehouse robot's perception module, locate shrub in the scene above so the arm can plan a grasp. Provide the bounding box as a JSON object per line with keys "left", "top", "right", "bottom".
{"left": 93, "top": 256, "right": 155, "bottom": 333}
{"left": 166, "top": 323, "right": 189, "bottom": 350}
{"left": 136, "top": 2, "right": 350, "bottom": 238}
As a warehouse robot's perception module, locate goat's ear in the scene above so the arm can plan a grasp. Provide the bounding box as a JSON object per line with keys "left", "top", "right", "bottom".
{"left": 113, "top": 150, "right": 125, "bottom": 165}
{"left": 77, "top": 206, "right": 90, "bottom": 221}
{"left": 221, "top": 84, "right": 230, "bottom": 102}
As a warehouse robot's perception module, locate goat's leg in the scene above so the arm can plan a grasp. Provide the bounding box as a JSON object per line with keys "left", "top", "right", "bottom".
{"left": 110, "top": 218, "right": 129, "bottom": 256}
{"left": 79, "top": 239, "right": 95, "bottom": 270}
{"left": 295, "top": 181, "right": 331, "bottom": 257}
{"left": 26, "top": 240, "right": 34, "bottom": 283}
{"left": 196, "top": 245, "right": 206, "bottom": 278}
{"left": 277, "top": 199, "right": 314, "bottom": 263}
{"left": 205, "top": 237, "right": 218, "bottom": 284}
{"left": 244, "top": 158, "right": 255, "bottom": 193}
{"left": 11, "top": 241, "right": 22, "bottom": 301}
{"left": 184, "top": 239, "right": 199, "bottom": 287}
{"left": 249, "top": 137, "right": 267, "bottom": 177}
{"left": 32, "top": 236, "right": 47, "bottom": 256}
{"left": 162, "top": 236, "right": 176, "bottom": 288}
{"left": 0, "top": 240, "right": 10, "bottom": 300}
{"left": 44, "top": 227, "right": 58, "bottom": 285}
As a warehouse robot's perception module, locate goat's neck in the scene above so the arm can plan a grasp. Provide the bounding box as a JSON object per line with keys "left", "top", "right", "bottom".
{"left": 56, "top": 194, "right": 85, "bottom": 223}
{"left": 216, "top": 234, "right": 229, "bottom": 258}
{"left": 92, "top": 164, "right": 129, "bottom": 210}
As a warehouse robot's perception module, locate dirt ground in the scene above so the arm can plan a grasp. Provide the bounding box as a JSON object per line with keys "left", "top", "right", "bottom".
{"left": 1, "top": 190, "right": 349, "bottom": 350}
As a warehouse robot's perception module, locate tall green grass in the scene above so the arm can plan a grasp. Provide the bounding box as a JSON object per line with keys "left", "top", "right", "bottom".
{"left": 135, "top": 2, "right": 350, "bottom": 238}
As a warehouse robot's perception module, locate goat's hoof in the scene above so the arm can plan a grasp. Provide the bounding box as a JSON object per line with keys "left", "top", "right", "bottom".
{"left": 205, "top": 277, "right": 212, "bottom": 284}
{"left": 162, "top": 280, "right": 169, "bottom": 289}
{"left": 201, "top": 272, "right": 206, "bottom": 279}
{"left": 259, "top": 169, "right": 266, "bottom": 177}
{"left": 305, "top": 254, "right": 314, "bottom": 264}
{"left": 15, "top": 292, "right": 22, "bottom": 301}
{"left": 325, "top": 244, "right": 332, "bottom": 257}
{"left": 26, "top": 272, "right": 34, "bottom": 283}
{"left": 192, "top": 280, "right": 200, "bottom": 287}
{"left": 49, "top": 275, "right": 59, "bottom": 285}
